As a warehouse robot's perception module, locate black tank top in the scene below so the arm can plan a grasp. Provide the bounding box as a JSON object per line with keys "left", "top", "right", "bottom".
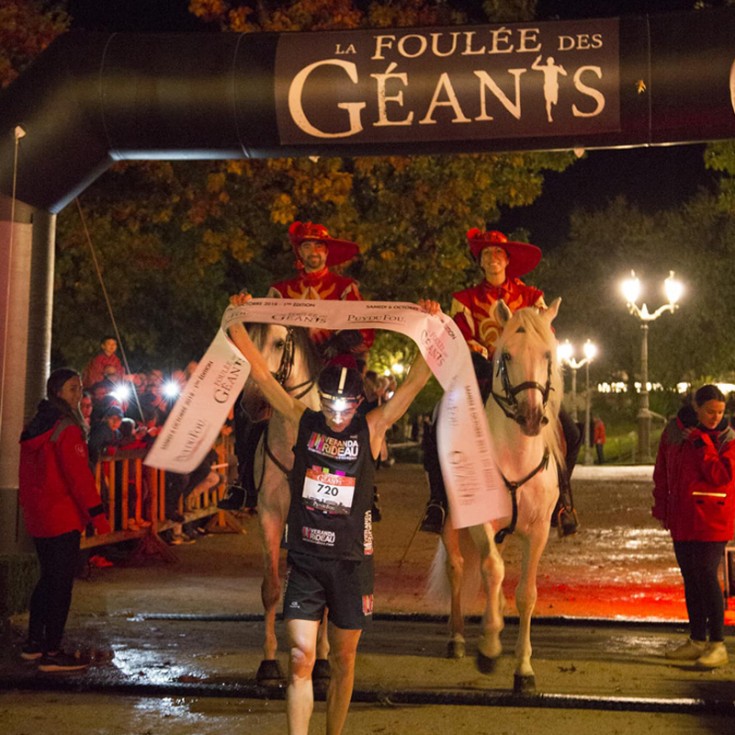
{"left": 284, "top": 409, "right": 376, "bottom": 560}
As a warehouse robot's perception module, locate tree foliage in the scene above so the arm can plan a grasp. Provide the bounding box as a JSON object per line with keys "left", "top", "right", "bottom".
{"left": 0, "top": 0, "right": 69, "bottom": 88}
{"left": 5, "top": 0, "right": 576, "bottom": 371}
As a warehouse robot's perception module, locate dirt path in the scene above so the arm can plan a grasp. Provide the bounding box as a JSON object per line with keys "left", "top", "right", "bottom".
{"left": 4, "top": 463, "right": 735, "bottom": 735}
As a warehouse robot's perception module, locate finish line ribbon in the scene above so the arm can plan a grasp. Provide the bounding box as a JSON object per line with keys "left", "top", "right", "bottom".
{"left": 144, "top": 299, "right": 509, "bottom": 528}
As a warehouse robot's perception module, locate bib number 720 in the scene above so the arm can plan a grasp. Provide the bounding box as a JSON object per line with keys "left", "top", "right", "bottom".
{"left": 317, "top": 482, "right": 339, "bottom": 496}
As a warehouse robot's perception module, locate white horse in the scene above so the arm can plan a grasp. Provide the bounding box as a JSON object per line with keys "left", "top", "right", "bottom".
{"left": 430, "top": 298, "right": 564, "bottom": 693}
{"left": 240, "top": 323, "right": 330, "bottom": 686}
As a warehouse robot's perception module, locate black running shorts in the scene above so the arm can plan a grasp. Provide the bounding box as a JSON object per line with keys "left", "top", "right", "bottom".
{"left": 283, "top": 550, "right": 374, "bottom": 630}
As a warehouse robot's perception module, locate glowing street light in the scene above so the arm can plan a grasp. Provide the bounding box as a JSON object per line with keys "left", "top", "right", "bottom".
{"left": 558, "top": 339, "right": 598, "bottom": 464}
{"left": 621, "top": 269, "right": 683, "bottom": 463}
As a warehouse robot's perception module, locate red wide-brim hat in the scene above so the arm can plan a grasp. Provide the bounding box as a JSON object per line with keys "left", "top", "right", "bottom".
{"left": 466, "top": 228, "right": 542, "bottom": 279}
{"left": 289, "top": 221, "right": 359, "bottom": 268}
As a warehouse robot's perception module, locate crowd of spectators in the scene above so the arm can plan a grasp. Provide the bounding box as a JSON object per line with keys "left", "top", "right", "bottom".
{"left": 81, "top": 338, "right": 226, "bottom": 552}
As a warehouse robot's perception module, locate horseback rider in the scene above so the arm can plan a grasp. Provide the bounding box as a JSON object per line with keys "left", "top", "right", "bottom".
{"left": 219, "top": 221, "right": 375, "bottom": 512}
{"left": 267, "top": 220, "right": 374, "bottom": 365}
{"left": 420, "top": 228, "right": 582, "bottom": 537}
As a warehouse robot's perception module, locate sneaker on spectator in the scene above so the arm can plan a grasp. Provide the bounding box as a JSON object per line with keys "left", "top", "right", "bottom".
{"left": 20, "top": 641, "right": 43, "bottom": 661}
{"left": 695, "top": 641, "right": 728, "bottom": 669}
{"left": 169, "top": 533, "right": 196, "bottom": 546}
{"left": 89, "top": 555, "right": 114, "bottom": 568}
{"left": 665, "top": 637, "right": 707, "bottom": 661}
{"left": 38, "top": 651, "right": 89, "bottom": 673}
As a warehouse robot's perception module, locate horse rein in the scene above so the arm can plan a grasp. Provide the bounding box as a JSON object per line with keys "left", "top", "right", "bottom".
{"left": 490, "top": 341, "right": 554, "bottom": 544}
{"left": 493, "top": 450, "right": 550, "bottom": 544}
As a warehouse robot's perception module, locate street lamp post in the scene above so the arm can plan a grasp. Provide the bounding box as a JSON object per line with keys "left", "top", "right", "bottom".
{"left": 621, "top": 270, "right": 683, "bottom": 463}
{"left": 558, "top": 339, "right": 598, "bottom": 464}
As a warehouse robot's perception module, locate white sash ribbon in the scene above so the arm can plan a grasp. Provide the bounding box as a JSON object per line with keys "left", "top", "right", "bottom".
{"left": 144, "top": 300, "right": 509, "bottom": 528}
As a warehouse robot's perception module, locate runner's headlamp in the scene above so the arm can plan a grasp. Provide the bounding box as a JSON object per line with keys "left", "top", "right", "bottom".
{"left": 319, "top": 367, "right": 361, "bottom": 414}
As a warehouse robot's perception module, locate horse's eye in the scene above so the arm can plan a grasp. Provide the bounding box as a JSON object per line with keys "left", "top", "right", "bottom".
{"left": 502, "top": 352, "right": 511, "bottom": 362}
{"left": 544, "top": 351, "right": 552, "bottom": 361}
{"left": 274, "top": 339, "right": 286, "bottom": 350}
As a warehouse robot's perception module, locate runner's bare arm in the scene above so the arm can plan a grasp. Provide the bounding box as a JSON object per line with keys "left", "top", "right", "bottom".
{"left": 227, "top": 293, "right": 306, "bottom": 428}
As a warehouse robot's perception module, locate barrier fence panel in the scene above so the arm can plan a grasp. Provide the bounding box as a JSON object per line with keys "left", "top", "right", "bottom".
{"left": 81, "top": 436, "right": 243, "bottom": 551}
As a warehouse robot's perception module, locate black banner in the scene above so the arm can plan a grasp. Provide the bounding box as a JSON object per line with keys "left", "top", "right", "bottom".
{"left": 4, "top": 9, "right": 735, "bottom": 212}
{"left": 275, "top": 19, "right": 620, "bottom": 145}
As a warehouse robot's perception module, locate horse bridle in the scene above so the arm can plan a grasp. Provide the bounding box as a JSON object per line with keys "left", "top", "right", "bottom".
{"left": 272, "top": 327, "right": 315, "bottom": 401}
{"left": 490, "top": 340, "right": 555, "bottom": 545}
{"left": 260, "top": 327, "right": 316, "bottom": 483}
{"left": 491, "top": 345, "right": 553, "bottom": 427}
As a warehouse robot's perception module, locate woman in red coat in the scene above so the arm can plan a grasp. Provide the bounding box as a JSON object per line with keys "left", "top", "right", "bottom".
{"left": 19, "top": 368, "right": 111, "bottom": 672}
{"left": 653, "top": 384, "right": 735, "bottom": 669}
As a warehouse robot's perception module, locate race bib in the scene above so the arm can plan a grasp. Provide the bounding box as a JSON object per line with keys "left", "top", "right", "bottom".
{"left": 302, "top": 468, "right": 355, "bottom": 515}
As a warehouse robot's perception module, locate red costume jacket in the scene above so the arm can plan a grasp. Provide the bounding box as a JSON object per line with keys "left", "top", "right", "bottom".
{"left": 653, "top": 407, "right": 735, "bottom": 542}
{"left": 450, "top": 278, "right": 545, "bottom": 358}
{"left": 267, "top": 266, "right": 374, "bottom": 351}
{"left": 19, "top": 405, "right": 106, "bottom": 538}
{"left": 83, "top": 352, "right": 124, "bottom": 386}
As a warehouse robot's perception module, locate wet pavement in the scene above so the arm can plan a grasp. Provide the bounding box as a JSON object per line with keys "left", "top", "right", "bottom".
{"left": 3, "top": 463, "right": 735, "bottom": 733}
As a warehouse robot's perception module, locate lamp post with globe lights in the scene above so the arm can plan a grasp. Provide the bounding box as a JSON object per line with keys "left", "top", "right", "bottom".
{"left": 621, "top": 270, "right": 683, "bottom": 463}
{"left": 558, "top": 339, "right": 598, "bottom": 464}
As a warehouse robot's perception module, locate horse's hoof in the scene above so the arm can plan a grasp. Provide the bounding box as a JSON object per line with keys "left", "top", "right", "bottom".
{"left": 312, "top": 658, "right": 331, "bottom": 682}
{"left": 476, "top": 651, "right": 498, "bottom": 674}
{"left": 513, "top": 673, "right": 536, "bottom": 695}
{"left": 446, "top": 639, "right": 466, "bottom": 659}
{"left": 255, "top": 659, "right": 285, "bottom": 688}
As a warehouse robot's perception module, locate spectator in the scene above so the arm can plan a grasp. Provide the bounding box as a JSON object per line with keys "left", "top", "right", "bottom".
{"left": 82, "top": 336, "right": 124, "bottom": 387}
{"left": 136, "top": 372, "right": 172, "bottom": 435}
{"left": 18, "top": 368, "right": 111, "bottom": 672}
{"left": 80, "top": 390, "right": 93, "bottom": 428}
{"left": 165, "top": 449, "right": 220, "bottom": 545}
{"left": 593, "top": 416, "right": 606, "bottom": 464}
{"left": 88, "top": 380, "right": 120, "bottom": 425}
{"left": 88, "top": 406, "right": 125, "bottom": 469}
{"left": 653, "top": 384, "right": 735, "bottom": 669}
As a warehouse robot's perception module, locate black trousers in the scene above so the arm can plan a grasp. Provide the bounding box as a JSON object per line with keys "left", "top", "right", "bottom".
{"left": 29, "top": 530, "right": 82, "bottom": 652}
{"left": 673, "top": 540, "right": 727, "bottom": 643}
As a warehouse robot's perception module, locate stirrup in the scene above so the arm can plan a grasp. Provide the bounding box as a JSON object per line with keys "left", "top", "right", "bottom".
{"left": 420, "top": 502, "right": 446, "bottom": 534}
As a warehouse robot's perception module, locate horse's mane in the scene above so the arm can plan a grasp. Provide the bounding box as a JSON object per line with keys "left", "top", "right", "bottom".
{"left": 289, "top": 327, "right": 324, "bottom": 380}
{"left": 494, "top": 307, "right": 564, "bottom": 467}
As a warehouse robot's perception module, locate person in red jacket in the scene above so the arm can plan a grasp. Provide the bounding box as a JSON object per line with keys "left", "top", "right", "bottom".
{"left": 653, "top": 384, "right": 735, "bottom": 669}
{"left": 82, "top": 336, "right": 124, "bottom": 387}
{"left": 19, "top": 367, "right": 111, "bottom": 672}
